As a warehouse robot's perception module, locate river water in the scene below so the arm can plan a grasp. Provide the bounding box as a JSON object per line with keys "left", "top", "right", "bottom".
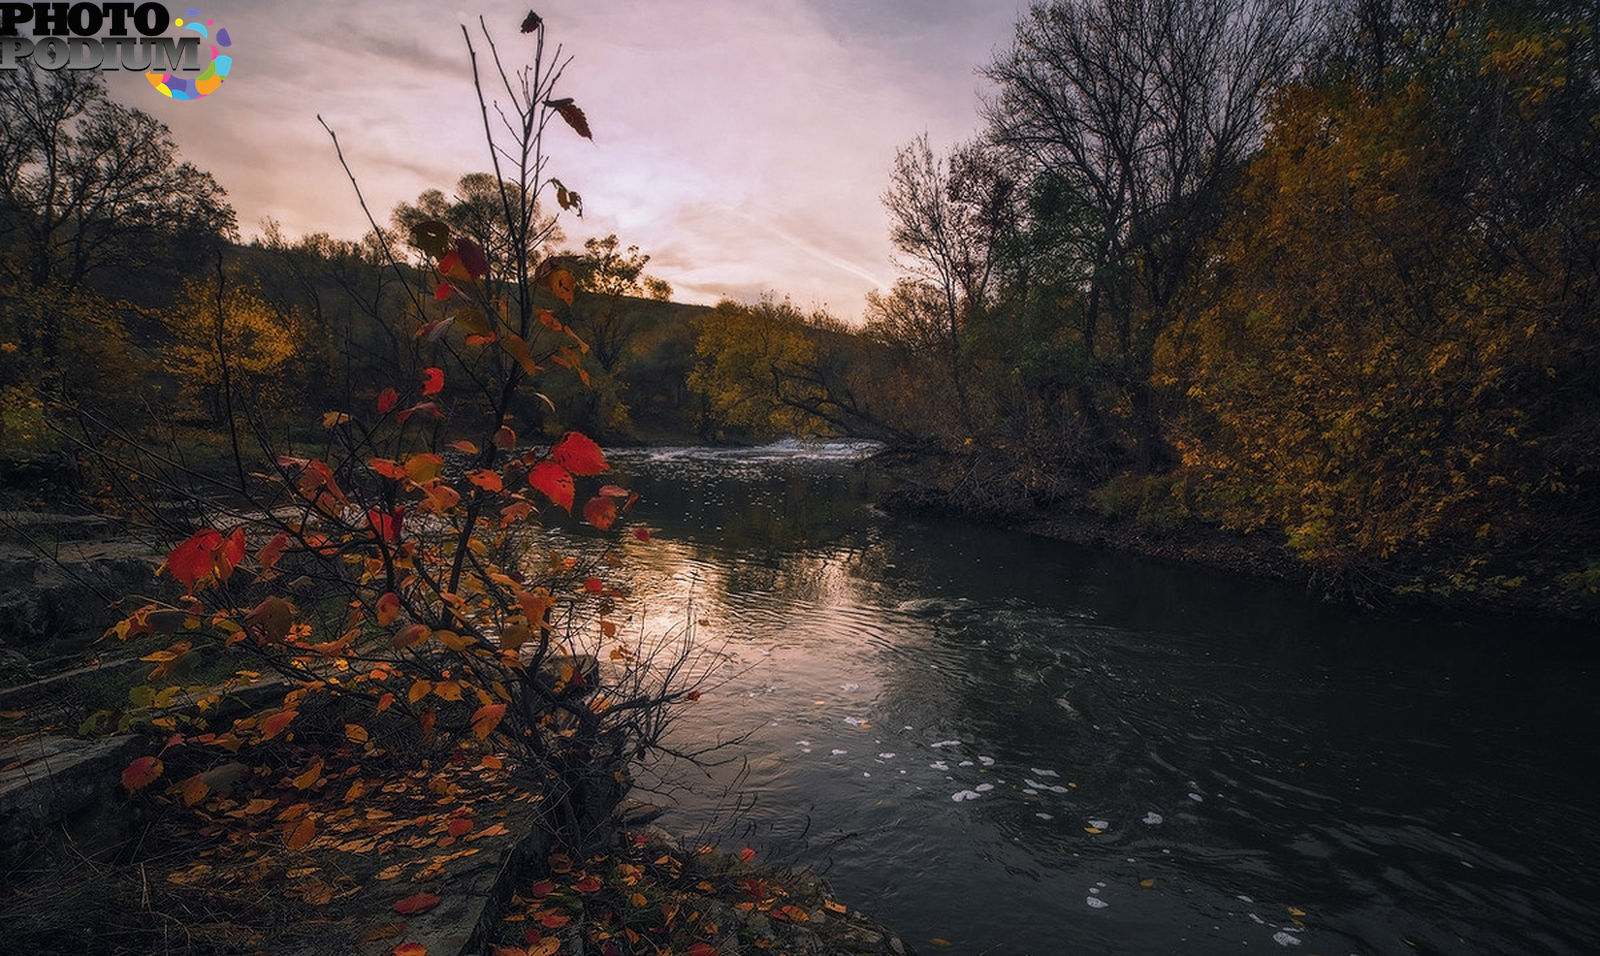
{"left": 597, "top": 441, "right": 1599, "bottom": 955}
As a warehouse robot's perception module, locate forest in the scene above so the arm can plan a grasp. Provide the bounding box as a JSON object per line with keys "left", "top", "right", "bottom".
{"left": 3, "top": 0, "right": 1596, "bottom": 614}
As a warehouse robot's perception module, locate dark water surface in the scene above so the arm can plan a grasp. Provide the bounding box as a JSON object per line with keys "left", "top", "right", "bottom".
{"left": 600, "top": 442, "right": 1599, "bottom": 955}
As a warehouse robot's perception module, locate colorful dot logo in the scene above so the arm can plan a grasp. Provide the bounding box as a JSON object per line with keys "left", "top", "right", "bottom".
{"left": 146, "top": 8, "right": 232, "bottom": 101}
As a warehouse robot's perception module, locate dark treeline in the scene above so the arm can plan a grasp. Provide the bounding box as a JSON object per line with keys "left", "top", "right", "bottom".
{"left": 701, "top": 0, "right": 1600, "bottom": 607}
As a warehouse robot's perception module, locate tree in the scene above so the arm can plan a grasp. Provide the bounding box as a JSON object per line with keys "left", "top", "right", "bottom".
{"left": 983, "top": 0, "right": 1313, "bottom": 470}
{"left": 390, "top": 172, "right": 561, "bottom": 280}
{"left": 1165, "top": 6, "right": 1600, "bottom": 595}
{"left": 881, "top": 136, "right": 1010, "bottom": 420}
{"left": 159, "top": 273, "right": 308, "bottom": 424}
{"left": 0, "top": 63, "right": 233, "bottom": 362}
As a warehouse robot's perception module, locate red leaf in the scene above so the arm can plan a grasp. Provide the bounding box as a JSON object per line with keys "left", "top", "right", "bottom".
{"left": 738, "top": 847, "right": 756, "bottom": 863}
{"left": 438, "top": 250, "right": 470, "bottom": 280}
{"left": 121, "top": 755, "right": 163, "bottom": 792}
{"left": 632, "top": 527, "right": 652, "bottom": 542}
{"left": 393, "top": 945, "right": 427, "bottom": 956}
{"left": 368, "top": 508, "right": 404, "bottom": 543}
{"left": 527, "top": 461, "right": 574, "bottom": 511}
{"left": 378, "top": 387, "right": 400, "bottom": 414}
{"left": 393, "top": 892, "right": 441, "bottom": 916}
{"left": 421, "top": 367, "right": 444, "bottom": 396}
{"left": 530, "top": 879, "right": 556, "bottom": 897}
{"left": 376, "top": 592, "right": 401, "bottom": 627}
{"left": 261, "top": 708, "right": 298, "bottom": 741}
{"left": 551, "top": 432, "right": 608, "bottom": 476}
{"left": 583, "top": 577, "right": 604, "bottom": 593}
{"left": 433, "top": 283, "right": 452, "bottom": 302}
{"left": 456, "top": 237, "right": 489, "bottom": 279}
{"left": 582, "top": 495, "right": 617, "bottom": 531}
{"left": 493, "top": 425, "right": 517, "bottom": 449}
{"left": 220, "top": 528, "right": 246, "bottom": 580}
{"left": 258, "top": 531, "right": 290, "bottom": 569}
{"left": 574, "top": 874, "right": 602, "bottom": 894}
{"left": 396, "top": 402, "right": 443, "bottom": 425}
{"left": 166, "top": 528, "right": 222, "bottom": 594}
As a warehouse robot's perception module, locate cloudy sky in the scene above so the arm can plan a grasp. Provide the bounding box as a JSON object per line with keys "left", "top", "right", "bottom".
{"left": 103, "top": 1, "right": 1025, "bottom": 320}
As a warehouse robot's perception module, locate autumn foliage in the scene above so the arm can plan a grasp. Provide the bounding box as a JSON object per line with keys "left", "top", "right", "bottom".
{"left": 87, "top": 13, "right": 704, "bottom": 905}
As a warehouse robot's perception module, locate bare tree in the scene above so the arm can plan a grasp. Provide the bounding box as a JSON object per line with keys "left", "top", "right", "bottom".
{"left": 984, "top": 0, "right": 1315, "bottom": 469}
{"left": 881, "top": 135, "right": 1012, "bottom": 420}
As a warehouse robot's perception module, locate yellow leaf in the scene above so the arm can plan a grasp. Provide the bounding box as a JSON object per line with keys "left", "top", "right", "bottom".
{"left": 1140, "top": 877, "right": 1156, "bottom": 888}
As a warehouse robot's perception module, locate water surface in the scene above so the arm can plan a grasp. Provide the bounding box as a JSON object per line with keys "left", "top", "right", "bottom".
{"left": 599, "top": 441, "right": 1598, "bottom": 955}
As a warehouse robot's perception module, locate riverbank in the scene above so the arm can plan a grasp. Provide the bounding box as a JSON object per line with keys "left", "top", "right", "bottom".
{"left": 870, "top": 447, "right": 1600, "bottom": 627}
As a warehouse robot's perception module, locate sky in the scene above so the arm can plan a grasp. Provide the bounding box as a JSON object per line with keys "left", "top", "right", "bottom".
{"left": 102, "top": 0, "right": 1026, "bottom": 321}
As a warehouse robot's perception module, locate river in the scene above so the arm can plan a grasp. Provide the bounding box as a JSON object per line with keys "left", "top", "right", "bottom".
{"left": 594, "top": 440, "right": 1599, "bottom": 955}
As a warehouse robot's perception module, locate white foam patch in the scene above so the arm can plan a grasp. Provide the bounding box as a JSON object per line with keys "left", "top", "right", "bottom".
{"left": 975, "top": 783, "right": 994, "bottom": 792}
{"left": 931, "top": 740, "right": 961, "bottom": 748}
{"left": 930, "top": 761, "right": 949, "bottom": 771}
{"left": 1022, "top": 789, "right": 1038, "bottom": 795}
{"left": 831, "top": 749, "right": 848, "bottom": 756}
{"left": 1036, "top": 812, "right": 1053, "bottom": 820}
{"left": 878, "top": 753, "right": 896, "bottom": 759}
{"left": 1031, "top": 768, "right": 1059, "bottom": 777}
{"left": 1088, "top": 819, "right": 1109, "bottom": 830}
{"left": 1143, "top": 812, "right": 1163, "bottom": 825}
{"left": 1271, "top": 932, "right": 1302, "bottom": 947}
{"left": 841, "top": 682, "right": 860, "bottom": 692}
{"left": 1086, "top": 897, "right": 1108, "bottom": 909}
{"left": 844, "top": 716, "right": 867, "bottom": 726}
{"left": 978, "top": 756, "right": 995, "bottom": 766}
{"left": 959, "top": 760, "right": 974, "bottom": 767}
{"left": 951, "top": 789, "right": 983, "bottom": 802}
{"left": 1189, "top": 792, "right": 1204, "bottom": 802}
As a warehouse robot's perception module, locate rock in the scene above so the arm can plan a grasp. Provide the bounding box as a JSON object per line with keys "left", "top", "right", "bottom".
{"left": 0, "top": 538, "right": 163, "bottom": 648}
{"left": 0, "top": 734, "right": 146, "bottom": 864}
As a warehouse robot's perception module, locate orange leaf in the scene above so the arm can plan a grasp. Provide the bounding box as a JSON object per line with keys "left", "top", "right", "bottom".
{"left": 552, "top": 431, "right": 608, "bottom": 476}
{"left": 245, "top": 596, "right": 295, "bottom": 643}
{"left": 261, "top": 708, "right": 298, "bottom": 741}
{"left": 467, "top": 469, "right": 503, "bottom": 493}
{"left": 376, "top": 592, "right": 401, "bottom": 627}
{"left": 371, "top": 458, "right": 408, "bottom": 481}
{"left": 471, "top": 703, "right": 506, "bottom": 740}
{"left": 346, "top": 723, "right": 371, "bottom": 744}
{"left": 582, "top": 495, "right": 617, "bottom": 531}
{"left": 493, "top": 425, "right": 517, "bottom": 449}
{"left": 285, "top": 815, "right": 316, "bottom": 850}
{"left": 447, "top": 816, "right": 473, "bottom": 838}
{"left": 121, "top": 756, "right": 163, "bottom": 792}
{"left": 394, "top": 944, "right": 428, "bottom": 956}
{"left": 448, "top": 440, "right": 479, "bottom": 454}
{"left": 480, "top": 754, "right": 504, "bottom": 770}
{"left": 500, "top": 501, "right": 535, "bottom": 527}
{"left": 527, "top": 461, "right": 574, "bottom": 511}
{"left": 377, "top": 692, "right": 395, "bottom": 714}
{"left": 393, "top": 892, "right": 441, "bottom": 916}
{"left": 293, "top": 758, "right": 324, "bottom": 790}
{"left": 404, "top": 453, "right": 445, "bottom": 484}
{"left": 394, "top": 623, "right": 431, "bottom": 651}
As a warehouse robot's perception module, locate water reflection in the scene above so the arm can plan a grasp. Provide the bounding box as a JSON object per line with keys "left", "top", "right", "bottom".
{"left": 598, "top": 443, "right": 1600, "bottom": 955}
